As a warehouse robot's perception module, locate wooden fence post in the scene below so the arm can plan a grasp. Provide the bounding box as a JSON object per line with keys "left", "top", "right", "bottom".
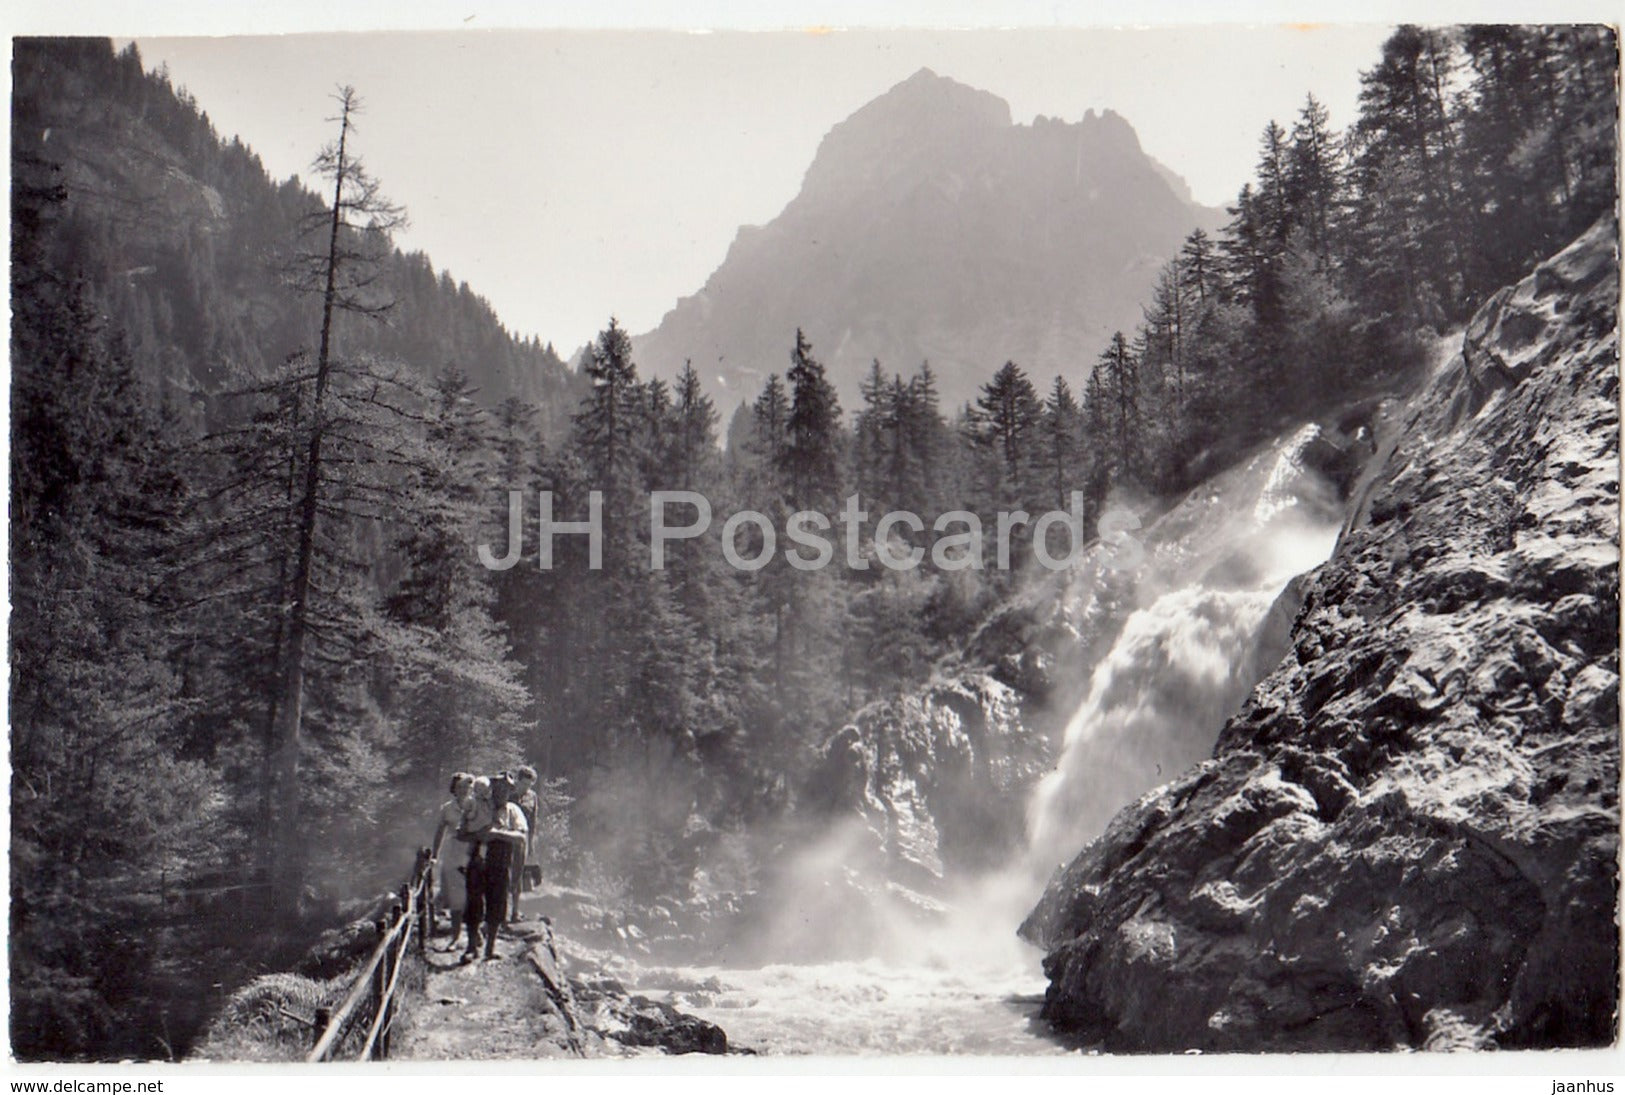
{"left": 383, "top": 902, "right": 403, "bottom": 1059}
{"left": 310, "top": 856, "right": 431, "bottom": 1064}
{"left": 312, "top": 1007, "right": 329, "bottom": 1053}
{"left": 413, "top": 848, "right": 432, "bottom": 954}
{"left": 371, "top": 917, "right": 388, "bottom": 1059}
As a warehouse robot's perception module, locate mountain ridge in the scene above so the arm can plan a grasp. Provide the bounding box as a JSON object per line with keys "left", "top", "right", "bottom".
{"left": 633, "top": 68, "right": 1222, "bottom": 411}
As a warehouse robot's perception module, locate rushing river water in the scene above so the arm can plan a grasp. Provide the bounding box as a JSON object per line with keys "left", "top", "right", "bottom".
{"left": 652, "top": 956, "right": 1062, "bottom": 1055}
{"left": 624, "top": 428, "right": 1347, "bottom": 1055}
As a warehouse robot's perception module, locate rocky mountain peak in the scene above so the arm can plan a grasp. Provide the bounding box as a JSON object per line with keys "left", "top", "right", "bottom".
{"left": 857, "top": 66, "right": 1013, "bottom": 129}
{"left": 795, "top": 68, "right": 1012, "bottom": 205}
{"left": 1076, "top": 106, "right": 1142, "bottom": 149}
{"left": 635, "top": 72, "right": 1218, "bottom": 410}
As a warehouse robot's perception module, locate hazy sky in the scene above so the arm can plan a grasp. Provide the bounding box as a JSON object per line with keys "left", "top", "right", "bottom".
{"left": 126, "top": 26, "right": 1407, "bottom": 353}
{"left": 17, "top": 1, "right": 1614, "bottom": 353}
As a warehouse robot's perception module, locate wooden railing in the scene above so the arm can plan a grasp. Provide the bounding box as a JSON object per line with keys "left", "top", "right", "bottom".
{"left": 306, "top": 847, "right": 433, "bottom": 1062}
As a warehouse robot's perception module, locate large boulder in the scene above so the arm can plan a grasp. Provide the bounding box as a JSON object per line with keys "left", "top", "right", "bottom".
{"left": 1023, "top": 217, "right": 1620, "bottom": 1051}
{"left": 604, "top": 997, "right": 728, "bottom": 1055}
{"left": 803, "top": 670, "right": 1051, "bottom": 881}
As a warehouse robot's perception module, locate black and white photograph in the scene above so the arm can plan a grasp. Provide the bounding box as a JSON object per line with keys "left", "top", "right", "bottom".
{"left": 6, "top": 2, "right": 1621, "bottom": 1076}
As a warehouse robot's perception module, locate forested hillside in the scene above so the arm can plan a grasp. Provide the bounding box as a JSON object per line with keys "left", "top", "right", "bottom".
{"left": 9, "top": 26, "right": 1616, "bottom": 1060}
{"left": 12, "top": 39, "right": 580, "bottom": 423}
{"left": 12, "top": 38, "right": 582, "bottom": 1060}
{"left": 1078, "top": 24, "right": 1616, "bottom": 496}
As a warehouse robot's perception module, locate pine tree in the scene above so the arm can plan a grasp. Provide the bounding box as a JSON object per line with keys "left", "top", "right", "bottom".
{"left": 748, "top": 373, "right": 790, "bottom": 479}
{"left": 1221, "top": 183, "right": 1274, "bottom": 319}
{"left": 563, "top": 319, "right": 656, "bottom": 769}
{"left": 1255, "top": 119, "right": 1293, "bottom": 249}
{"left": 968, "top": 360, "right": 1042, "bottom": 514}
{"left": 659, "top": 360, "right": 724, "bottom": 627}
{"left": 904, "top": 361, "right": 948, "bottom": 517}
{"left": 1179, "top": 228, "right": 1219, "bottom": 309}
{"left": 1090, "top": 332, "right": 1142, "bottom": 485}
{"left": 854, "top": 359, "right": 891, "bottom": 509}
{"left": 1039, "top": 375, "right": 1083, "bottom": 513}
{"left": 1142, "top": 263, "right": 1189, "bottom": 412}
{"left": 781, "top": 329, "right": 843, "bottom": 512}
{"left": 572, "top": 317, "right": 646, "bottom": 561}
{"left": 669, "top": 360, "right": 719, "bottom": 485}
{"left": 1287, "top": 93, "right": 1342, "bottom": 268}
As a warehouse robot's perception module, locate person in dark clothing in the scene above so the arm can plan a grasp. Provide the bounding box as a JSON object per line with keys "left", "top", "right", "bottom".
{"left": 456, "top": 776, "right": 495, "bottom": 962}
{"left": 461, "top": 848, "right": 487, "bottom": 962}
{"left": 477, "top": 773, "right": 529, "bottom": 960}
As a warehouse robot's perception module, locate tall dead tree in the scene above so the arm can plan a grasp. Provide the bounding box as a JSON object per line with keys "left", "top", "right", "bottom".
{"left": 269, "top": 86, "right": 406, "bottom": 903}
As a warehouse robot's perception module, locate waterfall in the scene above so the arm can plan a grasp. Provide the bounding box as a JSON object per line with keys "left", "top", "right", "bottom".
{"left": 1023, "top": 425, "right": 1345, "bottom": 881}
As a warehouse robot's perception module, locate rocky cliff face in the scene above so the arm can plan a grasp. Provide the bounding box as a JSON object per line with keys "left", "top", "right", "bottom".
{"left": 1022, "top": 218, "right": 1620, "bottom": 1051}
{"left": 633, "top": 68, "right": 1219, "bottom": 410}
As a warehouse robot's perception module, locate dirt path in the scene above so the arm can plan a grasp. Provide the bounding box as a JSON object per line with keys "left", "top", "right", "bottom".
{"left": 394, "top": 884, "right": 735, "bottom": 1062}
{"left": 395, "top": 919, "right": 590, "bottom": 1060}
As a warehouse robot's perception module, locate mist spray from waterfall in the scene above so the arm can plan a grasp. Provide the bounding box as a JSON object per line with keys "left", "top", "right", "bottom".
{"left": 754, "top": 427, "right": 1347, "bottom": 964}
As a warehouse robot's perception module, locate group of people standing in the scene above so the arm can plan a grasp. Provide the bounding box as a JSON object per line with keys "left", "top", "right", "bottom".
{"left": 429, "top": 765, "right": 542, "bottom": 962}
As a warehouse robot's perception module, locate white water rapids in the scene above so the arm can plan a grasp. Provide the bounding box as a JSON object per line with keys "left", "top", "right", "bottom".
{"left": 622, "top": 427, "right": 1346, "bottom": 1054}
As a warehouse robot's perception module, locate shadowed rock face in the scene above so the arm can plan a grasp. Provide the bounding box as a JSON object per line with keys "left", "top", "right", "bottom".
{"left": 1021, "top": 217, "right": 1620, "bottom": 1052}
